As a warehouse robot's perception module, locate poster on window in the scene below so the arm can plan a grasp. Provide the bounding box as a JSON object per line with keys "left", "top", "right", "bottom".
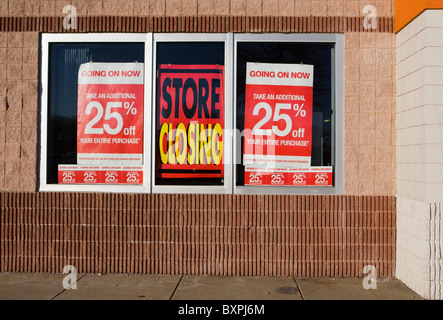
{"left": 77, "top": 62, "right": 144, "bottom": 165}
{"left": 157, "top": 64, "right": 224, "bottom": 179}
{"left": 58, "top": 62, "right": 144, "bottom": 185}
{"left": 243, "top": 62, "right": 330, "bottom": 186}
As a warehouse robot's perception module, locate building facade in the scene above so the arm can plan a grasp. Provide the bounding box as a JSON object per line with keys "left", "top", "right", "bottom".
{"left": 0, "top": 0, "right": 439, "bottom": 299}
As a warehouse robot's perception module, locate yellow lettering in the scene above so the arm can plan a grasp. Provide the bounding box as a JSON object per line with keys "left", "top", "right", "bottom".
{"left": 159, "top": 122, "right": 223, "bottom": 167}
{"left": 167, "top": 123, "right": 176, "bottom": 164}
{"left": 159, "top": 123, "right": 169, "bottom": 164}
{"left": 211, "top": 123, "right": 223, "bottom": 165}
{"left": 175, "top": 123, "right": 187, "bottom": 165}
{"left": 187, "top": 122, "right": 196, "bottom": 165}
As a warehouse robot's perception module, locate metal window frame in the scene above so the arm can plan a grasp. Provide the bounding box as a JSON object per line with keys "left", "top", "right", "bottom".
{"left": 233, "top": 33, "right": 344, "bottom": 195}
{"left": 39, "top": 33, "right": 152, "bottom": 193}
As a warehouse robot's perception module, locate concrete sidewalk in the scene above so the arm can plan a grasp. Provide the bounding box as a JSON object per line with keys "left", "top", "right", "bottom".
{"left": 0, "top": 273, "right": 423, "bottom": 300}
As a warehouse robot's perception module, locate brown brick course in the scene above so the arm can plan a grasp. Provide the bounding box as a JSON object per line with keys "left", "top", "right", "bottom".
{"left": 0, "top": 15, "right": 393, "bottom": 32}
{"left": 0, "top": 193, "right": 396, "bottom": 277}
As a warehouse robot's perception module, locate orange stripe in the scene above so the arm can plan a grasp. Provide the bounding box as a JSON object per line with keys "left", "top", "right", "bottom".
{"left": 396, "top": 0, "right": 443, "bottom": 33}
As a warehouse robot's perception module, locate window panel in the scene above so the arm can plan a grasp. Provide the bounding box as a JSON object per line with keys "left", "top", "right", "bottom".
{"left": 233, "top": 34, "right": 344, "bottom": 194}
{"left": 153, "top": 38, "right": 230, "bottom": 190}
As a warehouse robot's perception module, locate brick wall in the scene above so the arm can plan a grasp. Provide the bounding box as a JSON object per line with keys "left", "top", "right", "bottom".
{"left": 0, "top": 192, "right": 396, "bottom": 277}
{"left": 1, "top": 1, "right": 394, "bottom": 17}
{"left": 0, "top": 0, "right": 397, "bottom": 277}
{"left": 344, "top": 31, "right": 396, "bottom": 196}
{"left": 0, "top": 31, "right": 39, "bottom": 192}
{"left": 0, "top": 0, "right": 396, "bottom": 196}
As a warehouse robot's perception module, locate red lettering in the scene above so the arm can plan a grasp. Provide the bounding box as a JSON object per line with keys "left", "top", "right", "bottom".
{"left": 250, "top": 70, "right": 276, "bottom": 78}
{"left": 81, "top": 70, "right": 106, "bottom": 77}
{"left": 291, "top": 72, "right": 311, "bottom": 79}
{"left": 122, "top": 70, "right": 141, "bottom": 77}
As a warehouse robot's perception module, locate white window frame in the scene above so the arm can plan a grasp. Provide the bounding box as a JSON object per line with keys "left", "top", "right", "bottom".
{"left": 39, "top": 33, "right": 152, "bottom": 193}
{"left": 233, "top": 33, "right": 344, "bottom": 195}
{"left": 39, "top": 32, "right": 343, "bottom": 195}
{"left": 151, "top": 33, "right": 234, "bottom": 195}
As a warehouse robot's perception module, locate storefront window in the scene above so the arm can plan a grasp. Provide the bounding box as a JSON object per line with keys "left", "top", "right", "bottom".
{"left": 40, "top": 34, "right": 150, "bottom": 192}
{"left": 155, "top": 42, "right": 225, "bottom": 186}
{"left": 236, "top": 41, "right": 335, "bottom": 189}
{"left": 151, "top": 34, "right": 233, "bottom": 194}
{"left": 233, "top": 34, "right": 343, "bottom": 194}
{"left": 40, "top": 33, "right": 342, "bottom": 194}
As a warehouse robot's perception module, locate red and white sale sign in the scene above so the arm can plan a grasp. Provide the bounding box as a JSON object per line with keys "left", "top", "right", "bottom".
{"left": 58, "top": 165, "right": 143, "bottom": 185}
{"left": 57, "top": 63, "right": 144, "bottom": 185}
{"left": 245, "top": 167, "right": 332, "bottom": 186}
{"left": 244, "top": 62, "right": 319, "bottom": 186}
{"left": 77, "top": 63, "right": 144, "bottom": 166}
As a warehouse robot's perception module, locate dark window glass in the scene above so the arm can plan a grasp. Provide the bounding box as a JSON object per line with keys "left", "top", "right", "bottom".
{"left": 47, "top": 43, "right": 144, "bottom": 184}
{"left": 236, "top": 42, "right": 335, "bottom": 186}
{"left": 155, "top": 42, "right": 225, "bottom": 186}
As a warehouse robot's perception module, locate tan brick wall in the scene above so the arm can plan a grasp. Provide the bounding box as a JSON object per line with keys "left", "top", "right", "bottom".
{"left": 1, "top": 0, "right": 394, "bottom": 17}
{"left": 344, "top": 31, "right": 396, "bottom": 196}
{"left": 0, "top": 31, "right": 38, "bottom": 192}
{"left": 0, "top": 0, "right": 396, "bottom": 196}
